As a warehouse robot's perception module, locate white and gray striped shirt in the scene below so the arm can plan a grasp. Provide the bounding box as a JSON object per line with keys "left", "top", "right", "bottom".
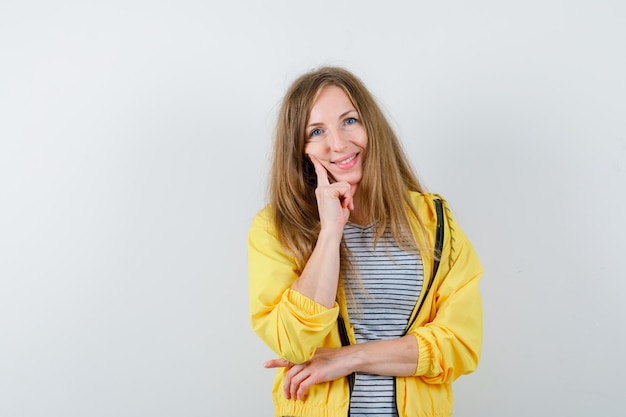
{"left": 343, "top": 223, "right": 423, "bottom": 417}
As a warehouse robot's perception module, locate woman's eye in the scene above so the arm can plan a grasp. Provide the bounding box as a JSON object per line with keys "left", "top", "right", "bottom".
{"left": 309, "top": 128, "right": 323, "bottom": 138}
{"left": 345, "top": 117, "right": 358, "bottom": 126}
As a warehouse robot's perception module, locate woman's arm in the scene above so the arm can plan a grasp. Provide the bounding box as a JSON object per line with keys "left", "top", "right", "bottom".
{"left": 248, "top": 157, "right": 356, "bottom": 363}
{"left": 289, "top": 228, "right": 343, "bottom": 309}
{"left": 265, "top": 335, "right": 418, "bottom": 400}
{"left": 264, "top": 336, "right": 418, "bottom": 400}
{"left": 291, "top": 156, "right": 354, "bottom": 308}
{"left": 248, "top": 209, "right": 342, "bottom": 365}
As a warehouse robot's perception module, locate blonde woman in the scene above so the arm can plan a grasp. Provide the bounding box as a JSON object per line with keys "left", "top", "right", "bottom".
{"left": 248, "top": 66, "right": 482, "bottom": 417}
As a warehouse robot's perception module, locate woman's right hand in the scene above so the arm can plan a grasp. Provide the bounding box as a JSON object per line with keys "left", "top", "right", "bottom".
{"left": 309, "top": 155, "right": 355, "bottom": 239}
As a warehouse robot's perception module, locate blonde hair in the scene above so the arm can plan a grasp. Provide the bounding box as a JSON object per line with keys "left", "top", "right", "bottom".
{"left": 269, "top": 66, "right": 426, "bottom": 271}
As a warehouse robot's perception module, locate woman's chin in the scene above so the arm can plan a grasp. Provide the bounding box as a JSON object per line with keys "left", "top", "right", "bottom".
{"left": 332, "top": 171, "right": 363, "bottom": 186}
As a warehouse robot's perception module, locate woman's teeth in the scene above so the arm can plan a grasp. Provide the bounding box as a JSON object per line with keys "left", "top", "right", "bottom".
{"left": 334, "top": 154, "right": 357, "bottom": 165}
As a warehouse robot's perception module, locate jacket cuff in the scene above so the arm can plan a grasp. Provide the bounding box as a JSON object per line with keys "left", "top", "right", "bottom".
{"left": 414, "top": 334, "right": 432, "bottom": 376}
{"left": 284, "top": 288, "right": 340, "bottom": 318}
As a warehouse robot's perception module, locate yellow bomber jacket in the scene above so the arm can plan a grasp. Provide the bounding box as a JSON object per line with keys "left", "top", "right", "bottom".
{"left": 248, "top": 192, "right": 483, "bottom": 417}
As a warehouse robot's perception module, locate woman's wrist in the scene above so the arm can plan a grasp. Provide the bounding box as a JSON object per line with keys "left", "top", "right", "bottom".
{"left": 317, "top": 227, "right": 344, "bottom": 246}
{"left": 341, "top": 344, "right": 365, "bottom": 374}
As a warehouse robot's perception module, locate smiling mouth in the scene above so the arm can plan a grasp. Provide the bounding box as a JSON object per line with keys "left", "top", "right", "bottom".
{"left": 332, "top": 153, "right": 359, "bottom": 165}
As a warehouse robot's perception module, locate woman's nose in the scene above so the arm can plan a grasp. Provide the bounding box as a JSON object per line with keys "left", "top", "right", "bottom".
{"left": 327, "top": 128, "right": 348, "bottom": 151}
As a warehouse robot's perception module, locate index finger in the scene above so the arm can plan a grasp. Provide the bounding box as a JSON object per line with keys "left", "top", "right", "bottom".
{"left": 263, "top": 358, "right": 293, "bottom": 369}
{"left": 308, "top": 154, "right": 330, "bottom": 186}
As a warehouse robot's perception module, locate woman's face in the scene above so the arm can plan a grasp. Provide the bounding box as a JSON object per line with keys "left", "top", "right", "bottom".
{"left": 304, "top": 85, "right": 368, "bottom": 188}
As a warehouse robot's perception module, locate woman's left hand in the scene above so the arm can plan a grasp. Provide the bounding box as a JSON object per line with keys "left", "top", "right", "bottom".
{"left": 264, "top": 348, "right": 353, "bottom": 400}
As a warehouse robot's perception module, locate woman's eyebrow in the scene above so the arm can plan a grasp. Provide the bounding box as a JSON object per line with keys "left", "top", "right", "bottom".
{"left": 307, "top": 109, "right": 358, "bottom": 128}
{"left": 339, "top": 109, "right": 358, "bottom": 118}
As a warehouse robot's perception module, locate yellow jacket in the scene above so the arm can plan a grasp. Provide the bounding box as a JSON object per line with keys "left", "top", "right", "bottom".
{"left": 248, "top": 192, "right": 483, "bottom": 417}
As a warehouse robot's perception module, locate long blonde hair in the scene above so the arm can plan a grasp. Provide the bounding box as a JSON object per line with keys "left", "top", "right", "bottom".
{"left": 269, "top": 66, "right": 426, "bottom": 270}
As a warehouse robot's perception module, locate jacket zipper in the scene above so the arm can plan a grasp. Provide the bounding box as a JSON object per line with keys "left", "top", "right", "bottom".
{"left": 396, "top": 198, "right": 445, "bottom": 415}
{"left": 337, "top": 315, "right": 354, "bottom": 415}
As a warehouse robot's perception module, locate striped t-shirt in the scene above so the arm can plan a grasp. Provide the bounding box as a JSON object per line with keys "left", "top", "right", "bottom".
{"left": 343, "top": 223, "right": 423, "bottom": 417}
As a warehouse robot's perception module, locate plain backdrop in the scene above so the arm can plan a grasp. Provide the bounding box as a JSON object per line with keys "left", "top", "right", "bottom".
{"left": 1, "top": 1, "right": 625, "bottom": 416}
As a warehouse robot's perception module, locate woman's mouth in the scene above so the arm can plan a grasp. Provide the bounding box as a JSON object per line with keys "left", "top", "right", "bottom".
{"left": 332, "top": 153, "right": 359, "bottom": 168}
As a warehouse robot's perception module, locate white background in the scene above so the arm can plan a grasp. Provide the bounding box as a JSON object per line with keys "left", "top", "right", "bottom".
{"left": 1, "top": 1, "right": 625, "bottom": 416}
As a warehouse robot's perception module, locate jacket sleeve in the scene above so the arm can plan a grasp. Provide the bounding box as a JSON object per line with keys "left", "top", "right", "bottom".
{"left": 409, "top": 198, "right": 483, "bottom": 384}
{"left": 247, "top": 207, "right": 340, "bottom": 364}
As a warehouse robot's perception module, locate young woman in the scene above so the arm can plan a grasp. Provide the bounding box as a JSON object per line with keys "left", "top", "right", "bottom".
{"left": 248, "top": 66, "right": 482, "bottom": 417}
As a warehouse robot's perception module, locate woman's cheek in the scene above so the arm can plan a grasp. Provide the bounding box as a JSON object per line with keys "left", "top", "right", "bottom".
{"left": 304, "top": 143, "right": 321, "bottom": 160}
